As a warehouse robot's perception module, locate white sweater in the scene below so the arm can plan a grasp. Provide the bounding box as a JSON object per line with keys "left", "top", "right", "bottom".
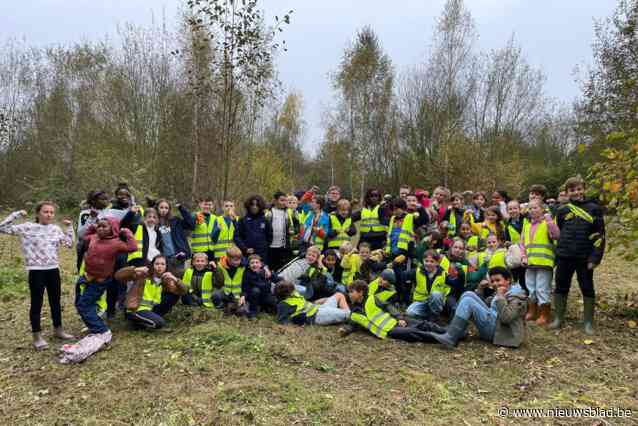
{"left": 0, "top": 211, "right": 74, "bottom": 270}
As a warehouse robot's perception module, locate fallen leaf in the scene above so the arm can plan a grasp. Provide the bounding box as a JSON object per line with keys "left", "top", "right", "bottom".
{"left": 584, "top": 339, "right": 594, "bottom": 345}
{"left": 628, "top": 320, "right": 637, "bottom": 329}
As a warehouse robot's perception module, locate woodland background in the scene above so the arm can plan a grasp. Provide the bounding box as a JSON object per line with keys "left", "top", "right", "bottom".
{"left": 0, "top": 0, "right": 636, "bottom": 254}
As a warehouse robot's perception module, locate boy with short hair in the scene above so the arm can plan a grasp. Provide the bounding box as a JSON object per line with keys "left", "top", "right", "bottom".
{"left": 427, "top": 267, "right": 528, "bottom": 348}
{"left": 211, "top": 200, "right": 238, "bottom": 261}
{"left": 212, "top": 245, "right": 246, "bottom": 314}
{"left": 551, "top": 176, "right": 605, "bottom": 335}
{"left": 181, "top": 252, "right": 215, "bottom": 307}
{"left": 191, "top": 196, "right": 217, "bottom": 262}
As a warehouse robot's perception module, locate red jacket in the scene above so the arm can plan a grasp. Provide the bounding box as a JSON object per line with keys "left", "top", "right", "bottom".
{"left": 82, "top": 218, "right": 137, "bottom": 281}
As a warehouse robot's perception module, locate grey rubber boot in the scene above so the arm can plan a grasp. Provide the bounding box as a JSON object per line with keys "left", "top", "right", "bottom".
{"left": 583, "top": 297, "right": 595, "bottom": 335}
{"left": 548, "top": 293, "right": 567, "bottom": 330}
{"left": 427, "top": 316, "right": 468, "bottom": 348}
{"left": 32, "top": 332, "right": 49, "bottom": 350}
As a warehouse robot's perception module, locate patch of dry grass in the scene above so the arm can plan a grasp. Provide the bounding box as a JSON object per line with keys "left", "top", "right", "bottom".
{"left": 0, "top": 234, "right": 637, "bottom": 425}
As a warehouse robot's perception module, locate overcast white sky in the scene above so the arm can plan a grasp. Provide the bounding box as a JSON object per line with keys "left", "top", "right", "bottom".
{"left": 0, "top": 1, "right": 617, "bottom": 154}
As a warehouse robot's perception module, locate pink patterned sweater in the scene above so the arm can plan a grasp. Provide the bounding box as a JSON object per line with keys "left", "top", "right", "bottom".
{"left": 0, "top": 211, "right": 74, "bottom": 270}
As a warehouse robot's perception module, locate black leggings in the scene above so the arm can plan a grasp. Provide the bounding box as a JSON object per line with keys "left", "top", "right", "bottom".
{"left": 28, "top": 269, "right": 62, "bottom": 332}
{"left": 555, "top": 257, "right": 595, "bottom": 298}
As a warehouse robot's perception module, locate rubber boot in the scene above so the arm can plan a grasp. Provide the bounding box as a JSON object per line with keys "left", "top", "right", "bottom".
{"left": 535, "top": 304, "right": 551, "bottom": 327}
{"left": 417, "top": 320, "right": 446, "bottom": 334}
{"left": 32, "top": 332, "right": 48, "bottom": 350}
{"left": 525, "top": 302, "right": 538, "bottom": 321}
{"left": 426, "top": 316, "right": 468, "bottom": 349}
{"left": 54, "top": 327, "right": 75, "bottom": 340}
{"left": 583, "top": 297, "right": 595, "bottom": 335}
{"left": 548, "top": 293, "right": 567, "bottom": 330}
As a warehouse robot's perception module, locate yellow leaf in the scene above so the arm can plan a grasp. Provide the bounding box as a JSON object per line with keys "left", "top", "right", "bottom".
{"left": 628, "top": 320, "right": 637, "bottom": 329}
{"left": 577, "top": 144, "right": 586, "bottom": 154}
{"left": 583, "top": 339, "right": 594, "bottom": 345}
{"left": 610, "top": 181, "right": 623, "bottom": 193}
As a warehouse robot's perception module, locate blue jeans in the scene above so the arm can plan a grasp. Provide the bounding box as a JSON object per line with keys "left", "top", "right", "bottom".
{"left": 525, "top": 268, "right": 553, "bottom": 305}
{"left": 455, "top": 292, "right": 497, "bottom": 342}
{"left": 75, "top": 277, "right": 110, "bottom": 334}
{"left": 406, "top": 291, "right": 445, "bottom": 320}
{"left": 314, "top": 294, "right": 350, "bottom": 325}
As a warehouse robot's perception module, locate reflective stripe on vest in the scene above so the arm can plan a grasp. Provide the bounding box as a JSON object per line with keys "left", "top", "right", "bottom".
{"left": 386, "top": 214, "right": 415, "bottom": 253}
{"left": 286, "top": 292, "right": 319, "bottom": 318}
{"left": 221, "top": 266, "right": 244, "bottom": 297}
{"left": 566, "top": 203, "right": 593, "bottom": 223}
{"left": 350, "top": 291, "right": 397, "bottom": 339}
{"left": 127, "top": 225, "right": 144, "bottom": 262}
{"left": 523, "top": 220, "right": 555, "bottom": 268}
{"left": 328, "top": 215, "right": 353, "bottom": 248}
{"left": 191, "top": 214, "right": 216, "bottom": 252}
{"left": 182, "top": 268, "right": 214, "bottom": 308}
{"left": 360, "top": 206, "right": 386, "bottom": 234}
{"left": 213, "top": 217, "right": 235, "bottom": 259}
{"left": 413, "top": 266, "right": 450, "bottom": 302}
{"left": 136, "top": 279, "right": 162, "bottom": 312}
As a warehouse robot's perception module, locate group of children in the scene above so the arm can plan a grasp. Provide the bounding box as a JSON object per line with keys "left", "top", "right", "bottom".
{"left": 0, "top": 176, "right": 605, "bottom": 362}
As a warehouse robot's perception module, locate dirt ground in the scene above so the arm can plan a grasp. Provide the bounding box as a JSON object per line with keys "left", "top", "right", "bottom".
{"left": 0, "top": 235, "right": 637, "bottom": 425}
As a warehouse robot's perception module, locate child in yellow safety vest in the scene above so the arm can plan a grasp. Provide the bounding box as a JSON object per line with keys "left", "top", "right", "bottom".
{"left": 191, "top": 196, "right": 217, "bottom": 262}
{"left": 212, "top": 246, "right": 246, "bottom": 315}
{"left": 275, "top": 280, "right": 350, "bottom": 326}
{"left": 467, "top": 206, "right": 505, "bottom": 242}
{"left": 211, "top": 200, "right": 239, "bottom": 261}
{"left": 124, "top": 255, "right": 186, "bottom": 330}
{"left": 403, "top": 250, "right": 457, "bottom": 322}
{"left": 326, "top": 199, "right": 356, "bottom": 251}
{"left": 181, "top": 252, "right": 215, "bottom": 308}
{"left": 520, "top": 199, "right": 560, "bottom": 327}
{"left": 338, "top": 280, "right": 445, "bottom": 341}
{"left": 442, "top": 192, "right": 466, "bottom": 237}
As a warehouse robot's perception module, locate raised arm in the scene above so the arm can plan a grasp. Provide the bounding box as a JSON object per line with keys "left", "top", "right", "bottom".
{"left": 0, "top": 210, "right": 28, "bottom": 236}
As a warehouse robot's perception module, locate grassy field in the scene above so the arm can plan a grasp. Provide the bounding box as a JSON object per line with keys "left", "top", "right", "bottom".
{"left": 0, "top": 234, "right": 637, "bottom": 425}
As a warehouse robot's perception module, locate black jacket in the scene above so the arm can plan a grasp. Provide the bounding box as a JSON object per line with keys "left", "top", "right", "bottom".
{"left": 555, "top": 199, "right": 605, "bottom": 264}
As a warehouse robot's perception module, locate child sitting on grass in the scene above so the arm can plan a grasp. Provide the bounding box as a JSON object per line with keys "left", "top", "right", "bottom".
{"left": 427, "top": 267, "right": 528, "bottom": 349}
{"left": 0, "top": 203, "right": 75, "bottom": 350}
{"left": 121, "top": 255, "right": 186, "bottom": 330}
{"left": 240, "top": 254, "right": 279, "bottom": 319}
{"left": 339, "top": 280, "right": 444, "bottom": 341}
{"left": 212, "top": 246, "right": 246, "bottom": 315}
{"left": 275, "top": 280, "right": 350, "bottom": 326}
{"left": 181, "top": 252, "right": 215, "bottom": 307}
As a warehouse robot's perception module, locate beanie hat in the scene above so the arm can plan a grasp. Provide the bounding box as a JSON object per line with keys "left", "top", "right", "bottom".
{"left": 380, "top": 269, "right": 396, "bottom": 285}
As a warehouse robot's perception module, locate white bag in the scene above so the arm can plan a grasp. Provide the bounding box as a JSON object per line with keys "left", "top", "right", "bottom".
{"left": 506, "top": 244, "right": 523, "bottom": 269}
{"left": 59, "top": 330, "right": 112, "bottom": 364}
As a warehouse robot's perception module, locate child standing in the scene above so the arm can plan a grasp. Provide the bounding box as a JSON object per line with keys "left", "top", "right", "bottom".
{"left": 212, "top": 200, "right": 239, "bottom": 261}
{"left": 520, "top": 200, "right": 560, "bottom": 326}
{"left": 326, "top": 199, "right": 356, "bottom": 250}
{"left": 551, "top": 176, "right": 605, "bottom": 335}
{"left": 352, "top": 189, "right": 387, "bottom": 251}
{"left": 0, "top": 204, "right": 75, "bottom": 350}
{"left": 191, "top": 196, "right": 217, "bottom": 261}
{"left": 77, "top": 218, "right": 137, "bottom": 340}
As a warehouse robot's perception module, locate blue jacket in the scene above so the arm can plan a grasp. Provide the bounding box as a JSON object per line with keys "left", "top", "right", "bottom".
{"left": 235, "top": 212, "right": 273, "bottom": 262}
{"left": 168, "top": 205, "right": 196, "bottom": 259}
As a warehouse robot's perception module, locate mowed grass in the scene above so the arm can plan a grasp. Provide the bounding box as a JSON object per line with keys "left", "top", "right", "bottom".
{"left": 0, "top": 235, "right": 637, "bottom": 426}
